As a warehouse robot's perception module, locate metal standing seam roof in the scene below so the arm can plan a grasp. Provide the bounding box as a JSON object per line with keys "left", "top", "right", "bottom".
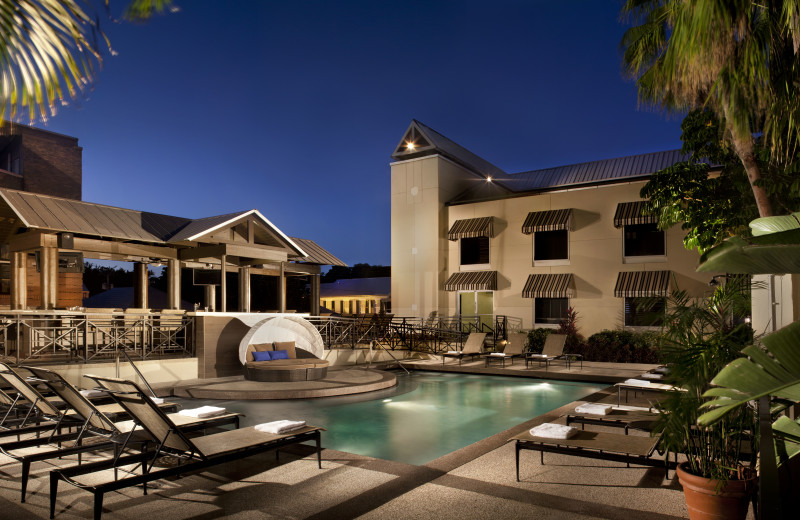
{"left": 444, "top": 270, "right": 497, "bottom": 291}
{"left": 613, "top": 201, "right": 658, "bottom": 228}
{"left": 521, "top": 209, "right": 574, "bottom": 234}
{"left": 0, "top": 189, "right": 345, "bottom": 265}
{"left": 447, "top": 217, "right": 494, "bottom": 241}
{"left": 614, "top": 270, "right": 672, "bottom": 298}
{"left": 289, "top": 237, "right": 347, "bottom": 266}
{"left": 522, "top": 273, "right": 575, "bottom": 298}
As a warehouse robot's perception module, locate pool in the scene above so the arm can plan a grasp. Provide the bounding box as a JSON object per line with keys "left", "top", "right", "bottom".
{"left": 174, "top": 372, "right": 604, "bottom": 465}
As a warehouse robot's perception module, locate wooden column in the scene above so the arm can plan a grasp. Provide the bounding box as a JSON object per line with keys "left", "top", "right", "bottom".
{"left": 204, "top": 285, "right": 216, "bottom": 312}
{"left": 167, "top": 259, "right": 181, "bottom": 309}
{"left": 10, "top": 251, "right": 27, "bottom": 310}
{"left": 219, "top": 255, "right": 227, "bottom": 312}
{"left": 238, "top": 267, "right": 251, "bottom": 312}
{"left": 310, "top": 274, "right": 320, "bottom": 316}
{"left": 278, "top": 262, "right": 286, "bottom": 312}
{"left": 134, "top": 262, "right": 149, "bottom": 308}
{"left": 39, "top": 246, "right": 58, "bottom": 309}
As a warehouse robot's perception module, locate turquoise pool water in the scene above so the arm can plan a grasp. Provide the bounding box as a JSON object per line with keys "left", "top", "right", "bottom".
{"left": 176, "top": 372, "right": 604, "bottom": 465}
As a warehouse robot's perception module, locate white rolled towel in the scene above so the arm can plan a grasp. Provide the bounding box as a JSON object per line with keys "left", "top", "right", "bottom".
{"left": 641, "top": 373, "right": 663, "bottom": 380}
{"left": 255, "top": 420, "right": 307, "bottom": 434}
{"left": 446, "top": 350, "right": 461, "bottom": 355}
{"left": 149, "top": 396, "right": 165, "bottom": 405}
{"left": 528, "top": 354, "right": 549, "bottom": 359}
{"left": 529, "top": 423, "right": 578, "bottom": 439}
{"left": 623, "top": 378, "right": 651, "bottom": 386}
{"left": 489, "top": 352, "right": 507, "bottom": 357}
{"left": 79, "top": 389, "right": 106, "bottom": 398}
{"left": 179, "top": 405, "right": 226, "bottom": 418}
{"left": 575, "top": 403, "right": 613, "bottom": 415}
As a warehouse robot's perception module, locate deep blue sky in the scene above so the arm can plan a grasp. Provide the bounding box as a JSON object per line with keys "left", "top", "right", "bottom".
{"left": 35, "top": 0, "right": 683, "bottom": 268}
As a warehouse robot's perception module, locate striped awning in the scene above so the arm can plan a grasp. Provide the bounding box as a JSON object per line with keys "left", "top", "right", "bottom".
{"left": 448, "top": 217, "right": 494, "bottom": 241}
{"left": 614, "top": 270, "right": 671, "bottom": 298}
{"left": 522, "top": 273, "right": 574, "bottom": 298}
{"left": 444, "top": 270, "right": 497, "bottom": 291}
{"left": 521, "top": 209, "right": 573, "bottom": 234}
{"left": 613, "top": 201, "right": 657, "bottom": 228}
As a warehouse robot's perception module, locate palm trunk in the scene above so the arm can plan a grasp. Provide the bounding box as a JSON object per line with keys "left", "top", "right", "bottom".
{"left": 723, "top": 107, "right": 774, "bottom": 217}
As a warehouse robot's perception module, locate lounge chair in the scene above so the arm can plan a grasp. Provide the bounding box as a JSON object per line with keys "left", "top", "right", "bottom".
{"left": 564, "top": 403, "right": 658, "bottom": 434}
{"left": 484, "top": 332, "right": 527, "bottom": 368}
{"left": 511, "top": 427, "right": 676, "bottom": 481}
{"left": 614, "top": 379, "right": 680, "bottom": 407}
{"left": 441, "top": 332, "right": 487, "bottom": 365}
{"left": 525, "top": 334, "right": 582, "bottom": 370}
{"left": 0, "top": 366, "right": 242, "bottom": 503}
{"left": 50, "top": 375, "right": 324, "bottom": 520}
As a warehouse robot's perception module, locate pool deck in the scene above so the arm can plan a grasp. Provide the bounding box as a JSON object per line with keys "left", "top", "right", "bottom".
{"left": 0, "top": 361, "right": 755, "bottom": 519}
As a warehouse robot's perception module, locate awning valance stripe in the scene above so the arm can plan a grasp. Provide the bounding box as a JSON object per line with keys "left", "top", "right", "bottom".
{"left": 444, "top": 270, "right": 497, "bottom": 291}
{"left": 614, "top": 270, "right": 671, "bottom": 298}
{"left": 522, "top": 273, "right": 574, "bottom": 298}
{"left": 613, "top": 201, "right": 657, "bottom": 228}
{"left": 521, "top": 209, "right": 573, "bottom": 234}
{"left": 448, "top": 217, "right": 494, "bottom": 241}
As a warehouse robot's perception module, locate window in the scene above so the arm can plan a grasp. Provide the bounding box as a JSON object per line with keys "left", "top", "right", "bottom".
{"left": 460, "top": 236, "right": 490, "bottom": 266}
{"left": 624, "top": 297, "right": 665, "bottom": 327}
{"left": 534, "top": 230, "right": 568, "bottom": 262}
{"left": 535, "top": 297, "right": 569, "bottom": 325}
{"left": 624, "top": 223, "right": 665, "bottom": 257}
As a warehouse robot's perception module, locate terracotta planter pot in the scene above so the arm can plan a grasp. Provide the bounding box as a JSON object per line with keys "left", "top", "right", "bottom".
{"left": 676, "top": 462, "right": 756, "bottom": 520}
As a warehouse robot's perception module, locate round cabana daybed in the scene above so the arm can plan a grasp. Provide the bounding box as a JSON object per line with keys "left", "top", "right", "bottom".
{"left": 238, "top": 315, "right": 329, "bottom": 382}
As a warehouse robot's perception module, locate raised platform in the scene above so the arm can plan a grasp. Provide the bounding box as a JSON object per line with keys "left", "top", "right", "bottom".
{"left": 162, "top": 366, "right": 396, "bottom": 400}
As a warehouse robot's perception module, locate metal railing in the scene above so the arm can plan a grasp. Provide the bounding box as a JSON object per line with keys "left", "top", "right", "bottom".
{"left": 0, "top": 311, "right": 193, "bottom": 364}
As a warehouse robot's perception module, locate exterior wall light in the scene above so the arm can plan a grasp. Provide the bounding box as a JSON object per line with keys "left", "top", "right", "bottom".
{"left": 406, "top": 141, "right": 416, "bottom": 151}
{"left": 487, "top": 176, "right": 493, "bottom": 182}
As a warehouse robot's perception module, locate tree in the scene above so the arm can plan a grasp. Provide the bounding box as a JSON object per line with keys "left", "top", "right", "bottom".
{"left": 0, "top": 0, "right": 172, "bottom": 123}
{"left": 620, "top": 0, "right": 800, "bottom": 218}
{"left": 641, "top": 109, "right": 800, "bottom": 252}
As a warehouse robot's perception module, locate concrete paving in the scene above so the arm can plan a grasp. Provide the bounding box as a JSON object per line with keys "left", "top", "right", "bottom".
{"left": 0, "top": 362, "right": 756, "bottom": 519}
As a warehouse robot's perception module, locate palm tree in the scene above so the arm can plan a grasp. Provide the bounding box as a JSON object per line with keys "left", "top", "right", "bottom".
{"left": 0, "top": 0, "right": 171, "bottom": 123}
{"left": 620, "top": 0, "right": 800, "bottom": 218}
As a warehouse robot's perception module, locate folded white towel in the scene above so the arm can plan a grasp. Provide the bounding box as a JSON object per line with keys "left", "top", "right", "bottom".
{"left": 623, "top": 378, "right": 651, "bottom": 386}
{"left": 446, "top": 350, "right": 461, "bottom": 355}
{"left": 529, "top": 423, "right": 577, "bottom": 439}
{"left": 255, "top": 420, "right": 307, "bottom": 434}
{"left": 575, "top": 403, "right": 613, "bottom": 415}
{"left": 489, "top": 352, "right": 507, "bottom": 357}
{"left": 79, "top": 389, "right": 106, "bottom": 398}
{"left": 149, "top": 396, "right": 165, "bottom": 404}
{"left": 179, "top": 406, "right": 226, "bottom": 419}
{"left": 528, "top": 354, "right": 550, "bottom": 359}
{"left": 641, "top": 373, "right": 663, "bottom": 380}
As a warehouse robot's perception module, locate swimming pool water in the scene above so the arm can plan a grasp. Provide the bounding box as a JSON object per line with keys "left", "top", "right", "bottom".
{"left": 175, "top": 372, "right": 604, "bottom": 465}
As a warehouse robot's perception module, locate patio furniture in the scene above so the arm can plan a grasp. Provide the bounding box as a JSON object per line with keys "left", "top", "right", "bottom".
{"left": 441, "top": 332, "right": 487, "bottom": 365}
{"left": 564, "top": 405, "right": 659, "bottom": 434}
{"left": 243, "top": 340, "right": 329, "bottom": 382}
{"left": 511, "top": 427, "right": 676, "bottom": 481}
{"left": 524, "top": 334, "right": 582, "bottom": 370}
{"left": 484, "top": 332, "right": 527, "bottom": 368}
{"left": 50, "top": 374, "right": 324, "bottom": 520}
{"left": 615, "top": 379, "right": 680, "bottom": 407}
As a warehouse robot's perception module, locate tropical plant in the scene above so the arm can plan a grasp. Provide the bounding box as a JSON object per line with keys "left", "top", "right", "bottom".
{"left": 0, "top": 0, "right": 172, "bottom": 123}
{"left": 556, "top": 306, "right": 583, "bottom": 351}
{"left": 525, "top": 327, "right": 552, "bottom": 355}
{"left": 695, "top": 214, "right": 800, "bottom": 517}
{"left": 620, "top": 0, "right": 800, "bottom": 217}
{"left": 576, "top": 329, "right": 661, "bottom": 363}
{"left": 653, "top": 280, "right": 756, "bottom": 483}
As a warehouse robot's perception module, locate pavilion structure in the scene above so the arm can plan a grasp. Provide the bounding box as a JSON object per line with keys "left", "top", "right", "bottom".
{"left": 0, "top": 188, "right": 345, "bottom": 313}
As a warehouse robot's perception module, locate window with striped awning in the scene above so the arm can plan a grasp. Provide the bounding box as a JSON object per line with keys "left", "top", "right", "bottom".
{"left": 448, "top": 217, "right": 494, "bottom": 241}
{"left": 444, "top": 270, "right": 497, "bottom": 291}
{"left": 521, "top": 209, "right": 573, "bottom": 234}
{"left": 522, "top": 273, "right": 575, "bottom": 298}
{"left": 614, "top": 270, "right": 671, "bottom": 297}
{"left": 613, "top": 201, "right": 657, "bottom": 228}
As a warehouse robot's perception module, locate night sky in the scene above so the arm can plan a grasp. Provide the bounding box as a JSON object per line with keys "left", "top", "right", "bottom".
{"left": 34, "top": 0, "right": 683, "bottom": 268}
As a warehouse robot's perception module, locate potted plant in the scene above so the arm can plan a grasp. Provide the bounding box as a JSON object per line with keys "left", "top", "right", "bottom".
{"left": 653, "top": 280, "right": 758, "bottom": 520}
{"left": 695, "top": 214, "right": 800, "bottom": 519}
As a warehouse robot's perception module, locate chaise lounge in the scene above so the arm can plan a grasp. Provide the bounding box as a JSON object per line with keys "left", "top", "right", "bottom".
{"left": 485, "top": 332, "right": 527, "bottom": 367}
{"left": 441, "top": 332, "right": 487, "bottom": 365}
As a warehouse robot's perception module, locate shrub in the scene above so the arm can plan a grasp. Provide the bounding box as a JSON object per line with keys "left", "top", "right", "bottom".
{"left": 525, "top": 328, "right": 552, "bottom": 354}
{"left": 572, "top": 329, "right": 662, "bottom": 363}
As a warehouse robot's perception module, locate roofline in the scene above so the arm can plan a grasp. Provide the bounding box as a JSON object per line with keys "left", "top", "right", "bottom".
{"left": 183, "top": 209, "right": 308, "bottom": 258}
{"left": 0, "top": 189, "right": 30, "bottom": 227}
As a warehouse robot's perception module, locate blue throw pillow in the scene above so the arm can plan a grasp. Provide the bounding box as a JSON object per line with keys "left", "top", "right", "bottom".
{"left": 271, "top": 349, "right": 289, "bottom": 360}
{"left": 252, "top": 350, "right": 272, "bottom": 361}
